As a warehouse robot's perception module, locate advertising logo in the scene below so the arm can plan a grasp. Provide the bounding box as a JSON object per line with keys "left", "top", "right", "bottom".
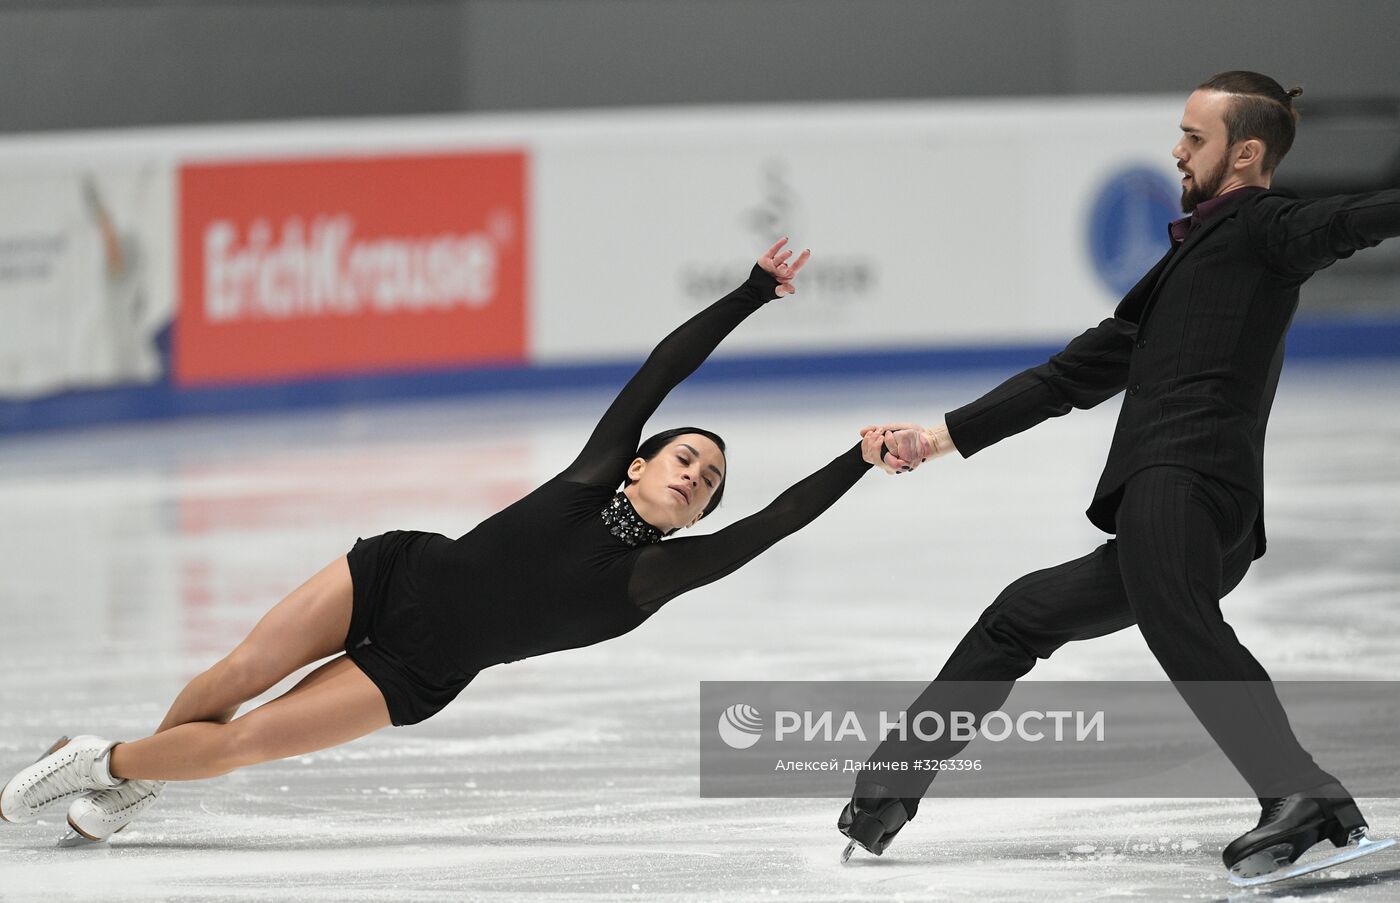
{"left": 1086, "top": 166, "right": 1179, "bottom": 297}
{"left": 678, "top": 158, "right": 875, "bottom": 310}
{"left": 177, "top": 151, "right": 528, "bottom": 386}
{"left": 717, "top": 703, "right": 764, "bottom": 750}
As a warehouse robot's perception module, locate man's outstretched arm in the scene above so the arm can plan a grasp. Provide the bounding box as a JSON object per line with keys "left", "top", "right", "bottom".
{"left": 1247, "top": 189, "right": 1400, "bottom": 276}
{"left": 864, "top": 316, "right": 1135, "bottom": 472}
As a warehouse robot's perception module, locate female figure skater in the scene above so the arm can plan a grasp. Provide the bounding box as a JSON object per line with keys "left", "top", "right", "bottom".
{"left": 1, "top": 240, "right": 893, "bottom": 843}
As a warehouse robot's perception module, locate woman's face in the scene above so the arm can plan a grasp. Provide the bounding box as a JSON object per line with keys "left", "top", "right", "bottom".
{"left": 624, "top": 434, "right": 726, "bottom": 531}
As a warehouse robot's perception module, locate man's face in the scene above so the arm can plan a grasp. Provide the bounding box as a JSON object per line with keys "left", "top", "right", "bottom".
{"left": 1172, "top": 89, "right": 1235, "bottom": 213}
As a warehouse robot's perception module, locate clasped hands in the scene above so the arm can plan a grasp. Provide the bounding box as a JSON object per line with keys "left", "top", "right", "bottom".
{"left": 859, "top": 423, "right": 956, "bottom": 474}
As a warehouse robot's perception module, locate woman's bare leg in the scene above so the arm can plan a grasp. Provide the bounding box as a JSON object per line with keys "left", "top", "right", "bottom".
{"left": 110, "top": 656, "right": 389, "bottom": 781}
{"left": 155, "top": 556, "right": 356, "bottom": 732}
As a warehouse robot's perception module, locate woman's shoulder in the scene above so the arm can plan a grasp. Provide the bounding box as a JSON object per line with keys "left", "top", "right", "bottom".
{"left": 552, "top": 474, "right": 620, "bottom": 500}
{"left": 505, "top": 475, "right": 618, "bottom": 522}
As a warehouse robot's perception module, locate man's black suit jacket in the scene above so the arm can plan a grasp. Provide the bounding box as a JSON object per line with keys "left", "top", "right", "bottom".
{"left": 945, "top": 187, "right": 1400, "bottom": 559}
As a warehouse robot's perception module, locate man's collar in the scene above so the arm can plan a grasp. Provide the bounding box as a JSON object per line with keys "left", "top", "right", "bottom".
{"left": 1193, "top": 184, "right": 1268, "bottom": 222}
{"left": 1170, "top": 185, "right": 1269, "bottom": 244}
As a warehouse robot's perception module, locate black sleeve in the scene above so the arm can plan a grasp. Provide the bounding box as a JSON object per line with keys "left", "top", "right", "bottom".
{"left": 1246, "top": 190, "right": 1400, "bottom": 276}
{"left": 558, "top": 265, "right": 781, "bottom": 487}
{"left": 627, "top": 443, "right": 871, "bottom": 611}
{"left": 943, "top": 316, "right": 1135, "bottom": 457}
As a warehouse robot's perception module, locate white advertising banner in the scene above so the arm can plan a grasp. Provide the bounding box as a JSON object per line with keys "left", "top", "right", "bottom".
{"left": 0, "top": 95, "right": 1189, "bottom": 420}
{"left": 0, "top": 163, "right": 174, "bottom": 399}
{"left": 528, "top": 100, "right": 1185, "bottom": 363}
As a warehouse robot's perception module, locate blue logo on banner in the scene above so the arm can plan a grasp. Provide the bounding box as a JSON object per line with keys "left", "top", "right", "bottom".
{"left": 1087, "top": 167, "right": 1180, "bottom": 297}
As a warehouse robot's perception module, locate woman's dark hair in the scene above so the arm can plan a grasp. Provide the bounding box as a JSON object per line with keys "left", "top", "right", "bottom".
{"left": 623, "top": 426, "right": 728, "bottom": 519}
{"left": 1197, "top": 71, "right": 1303, "bottom": 174}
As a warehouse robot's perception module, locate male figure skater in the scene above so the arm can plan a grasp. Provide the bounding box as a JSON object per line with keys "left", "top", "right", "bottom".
{"left": 839, "top": 72, "right": 1400, "bottom": 881}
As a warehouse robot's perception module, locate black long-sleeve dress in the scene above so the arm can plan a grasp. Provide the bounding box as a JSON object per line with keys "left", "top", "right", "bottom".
{"left": 345, "top": 266, "right": 872, "bottom": 725}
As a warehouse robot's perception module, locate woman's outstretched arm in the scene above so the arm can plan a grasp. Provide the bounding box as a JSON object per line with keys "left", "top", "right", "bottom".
{"left": 625, "top": 432, "right": 881, "bottom": 612}
{"left": 558, "top": 240, "right": 809, "bottom": 486}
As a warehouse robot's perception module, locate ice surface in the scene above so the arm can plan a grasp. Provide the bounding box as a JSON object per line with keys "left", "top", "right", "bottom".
{"left": 1, "top": 363, "right": 1398, "bottom": 901}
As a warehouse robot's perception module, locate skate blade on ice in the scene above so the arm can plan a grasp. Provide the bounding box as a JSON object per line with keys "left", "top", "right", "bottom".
{"left": 57, "top": 828, "right": 106, "bottom": 849}
{"left": 840, "top": 840, "right": 856, "bottom": 864}
{"left": 1228, "top": 834, "right": 1396, "bottom": 887}
{"left": 58, "top": 813, "right": 132, "bottom": 848}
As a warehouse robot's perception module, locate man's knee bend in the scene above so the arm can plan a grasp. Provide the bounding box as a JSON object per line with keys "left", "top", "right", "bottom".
{"left": 974, "top": 607, "right": 1048, "bottom": 665}
{"left": 981, "top": 580, "right": 1057, "bottom": 651}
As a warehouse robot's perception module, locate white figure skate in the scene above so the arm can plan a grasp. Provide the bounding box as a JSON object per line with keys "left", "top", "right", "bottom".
{"left": 0, "top": 736, "right": 122, "bottom": 824}
{"left": 62, "top": 779, "right": 166, "bottom": 846}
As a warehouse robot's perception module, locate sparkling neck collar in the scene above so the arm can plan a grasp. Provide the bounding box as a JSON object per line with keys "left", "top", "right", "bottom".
{"left": 601, "top": 492, "right": 664, "bottom": 546}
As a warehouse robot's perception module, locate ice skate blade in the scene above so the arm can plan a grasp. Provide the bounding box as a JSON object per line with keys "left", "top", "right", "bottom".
{"left": 840, "top": 840, "right": 856, "bottom": 864}
{"left": 57, "top": 829, "right": 107, "bottom": 849}
{"left": 1227, "top": 835, "right": 1396, "bottom": 887}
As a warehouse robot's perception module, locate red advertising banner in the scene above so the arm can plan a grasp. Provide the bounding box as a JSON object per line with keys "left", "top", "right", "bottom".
{"left": 177, "top": 152, "right": 527, "bottom": 386}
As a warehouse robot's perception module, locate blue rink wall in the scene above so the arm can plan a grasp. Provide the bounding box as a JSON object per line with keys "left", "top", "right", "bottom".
{"left": 3, "top": 314, "right": 1398, "bottom": 435}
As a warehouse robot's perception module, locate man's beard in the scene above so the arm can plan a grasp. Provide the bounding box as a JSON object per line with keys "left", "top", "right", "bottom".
{"left": 1180, "top": 155, "right": 1228, "bottom": 213}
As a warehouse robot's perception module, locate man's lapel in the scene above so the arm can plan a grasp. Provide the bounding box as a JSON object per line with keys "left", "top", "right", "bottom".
{"left": 1114, "top": 249, "right": 1174, "bottom": 326}
{"left": 1122, "top": 192, "right": 1253, "bottom": 326}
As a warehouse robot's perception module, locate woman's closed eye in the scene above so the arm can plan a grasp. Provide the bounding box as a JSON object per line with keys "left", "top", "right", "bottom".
{"left": 677, "top": 453, "right": 714, "bottom": 488}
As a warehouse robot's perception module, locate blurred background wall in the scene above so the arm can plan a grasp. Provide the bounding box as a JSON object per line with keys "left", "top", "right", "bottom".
{"left": 4, "top": 0, "right": 1400, "bottom": 130}
{"left": 1, "top": 0, "right": 1397, "bottom": 434}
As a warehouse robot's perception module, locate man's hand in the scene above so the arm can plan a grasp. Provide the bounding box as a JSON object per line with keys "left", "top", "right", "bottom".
{"left": 858, "top": 423, "right": 957, "bottom": 474}
{"left": 758, "top": 237, "right": 811, "bottom": 297}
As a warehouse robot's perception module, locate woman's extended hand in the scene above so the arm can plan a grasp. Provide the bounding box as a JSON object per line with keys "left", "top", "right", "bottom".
{"left": 759, "top": 237, "right": 811, "bottom": 297}
{"left": 860, "top": 429, "right": 912, "bottom": 474}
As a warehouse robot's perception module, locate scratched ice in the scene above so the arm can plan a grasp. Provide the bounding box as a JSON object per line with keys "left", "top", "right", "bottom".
{"left": 0, "top": 362, "right": 1397, "bottom": 901}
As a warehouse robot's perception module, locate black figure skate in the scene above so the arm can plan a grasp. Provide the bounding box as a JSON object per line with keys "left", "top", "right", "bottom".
{"left": 1225, "top": 781, "right": 1395, "bottom": 887}
{"left": 838, "top": 783, "right": 915, "bottom": 863}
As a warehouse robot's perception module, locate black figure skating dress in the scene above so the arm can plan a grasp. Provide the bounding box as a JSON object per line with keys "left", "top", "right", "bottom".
{"left": 346, "top": 267, "right": 871, "bottom": 724}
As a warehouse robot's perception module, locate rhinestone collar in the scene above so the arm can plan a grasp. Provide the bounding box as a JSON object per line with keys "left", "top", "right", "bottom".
{"left": 601, "top": 492, "right": 664, "bottom": 547}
